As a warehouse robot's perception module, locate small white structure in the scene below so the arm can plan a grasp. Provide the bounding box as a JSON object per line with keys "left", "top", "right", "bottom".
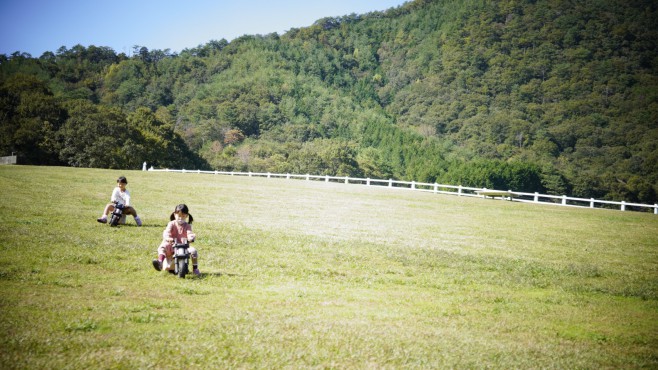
{"left": 0, "top": 155, "right": 17, "bottom": 165}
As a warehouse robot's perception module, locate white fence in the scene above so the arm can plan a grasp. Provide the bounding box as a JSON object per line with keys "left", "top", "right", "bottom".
{"left": 147, "top": 168, "right": 658, "bottom": 215}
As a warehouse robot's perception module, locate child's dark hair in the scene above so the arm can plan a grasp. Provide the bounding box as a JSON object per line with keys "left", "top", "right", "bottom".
{"left": 170, "top": 204, "right": 193, "bottom": 223}
{"left": 117, "top": 176, "right": 128, "bottom": 184}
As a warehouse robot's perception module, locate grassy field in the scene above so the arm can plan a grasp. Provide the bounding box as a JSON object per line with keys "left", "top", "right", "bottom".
{"left": 0, "top": 165, "right": 656, "bottom": 369}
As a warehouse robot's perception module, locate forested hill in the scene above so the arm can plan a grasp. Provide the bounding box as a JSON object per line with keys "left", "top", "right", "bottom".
{"left": 1, "top": 0, "right": 657, "bottom": 204}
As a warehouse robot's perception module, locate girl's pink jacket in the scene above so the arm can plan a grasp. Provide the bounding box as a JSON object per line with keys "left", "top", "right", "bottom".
{"left": 163, "top": 220, "right": 194, "bottom": 244}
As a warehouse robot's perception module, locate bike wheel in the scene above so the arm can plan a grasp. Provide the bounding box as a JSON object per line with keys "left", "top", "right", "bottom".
{"left": 109, "top": 214, "right": 119, "bottom": 226}
{"left": 178, "top": 260, "right": 188, "bottom": 278}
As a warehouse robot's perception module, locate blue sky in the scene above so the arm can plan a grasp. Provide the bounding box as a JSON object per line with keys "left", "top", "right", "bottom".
{"left": 0, "top": 0, "right": 408, "bottom": 57}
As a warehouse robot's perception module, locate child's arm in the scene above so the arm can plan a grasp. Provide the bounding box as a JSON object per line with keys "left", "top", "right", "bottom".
{"left": 187, "top": 224, "right": 196, "bottom": 242}
{"left": 163, "top": 222, "right": 174, "bottom": 243}
{"left": 110, "top": 187, "right": 120, "bottom": 203}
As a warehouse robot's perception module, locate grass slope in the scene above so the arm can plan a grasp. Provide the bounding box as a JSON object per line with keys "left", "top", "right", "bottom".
{"left": 0, "top": 166, "right": 656, "bottom": 369}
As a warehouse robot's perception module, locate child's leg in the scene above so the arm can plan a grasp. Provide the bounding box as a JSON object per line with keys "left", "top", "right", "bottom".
{"left": 161, "top": 243, "right": 173, "bottom": 268}
{"left": 124, "top": 207, "right": 142, "bottom": 226}
{"left": 189, "top": 247, "right": 200, "bottom": 275}
{"left": 103, "top": 203, "right": 114, "bottom": 216}
{"left": 153, "top": 242, "right": 173, "bottom": 271}
{"left": 188, "top": 247, "right": 198, "bottom": 266}
{"left": 97, "top": 203, "right": 114, "bottom": 222}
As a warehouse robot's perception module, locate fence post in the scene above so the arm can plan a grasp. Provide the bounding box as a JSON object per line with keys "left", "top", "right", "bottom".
{"left": 655, "top": 204, "right": 657, "bottom": 215}
{"left": 434, "top": 183, "right": 438, "bottom": 194}
{"left": 562, "top": 195, "right": 567, "bottom": 206}
{"left": 590, "top": 198, "right": 595, "bottom": 208}
{"left": 621, "top": 201, "right": 626, "bottom": 211}
{"left": 534, "top": 192, "right": 539, "bottom": 202}
{"left": 325, "top": 175, "right": 329, "bottom": 183}
{"left": 267, "top": 172, "right": 271, "bottom": 178}
{"left": 306, "top": 174, "right": 310, "bottom": 181}
{"left": 458, "top": 185, "right": 462, "bottom": 196}
{"left": 411, "top": 181, "right": 416, "bottom": 190}
{"left": 367, "top": 178, "right": 371, "bottom": 186}
{"left": 345, "top": 176, "right": 349, "bottom": 184}
{"left": 388, "top": 179, "right": 393, "bottom": 188}
{"left": 286, "top": 173, "right": 290, "bottom": 179}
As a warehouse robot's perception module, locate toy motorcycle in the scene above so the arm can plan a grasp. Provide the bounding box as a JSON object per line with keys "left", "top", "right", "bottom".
{"left": 108, "top": 202, "right": 125, "bottom": 227}
{"left": 173, "top": 242, "right": 191, "bottom": 278}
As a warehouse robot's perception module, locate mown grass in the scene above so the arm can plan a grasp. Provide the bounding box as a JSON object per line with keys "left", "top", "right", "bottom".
{"left": 0, "top": 165, "right": 656, "bottom": 369}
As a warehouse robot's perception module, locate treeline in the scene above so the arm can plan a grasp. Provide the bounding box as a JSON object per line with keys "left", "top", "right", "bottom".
{"left": 1, "top": 0, "right": 657, "bottom": 204}
{"left": 0, "top": 72, "right": 205, "bottom": 169}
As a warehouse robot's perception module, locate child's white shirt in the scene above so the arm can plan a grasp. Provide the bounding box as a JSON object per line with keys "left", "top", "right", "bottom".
{"left": 111, "top": 187, "right": 131, "bottom": 206}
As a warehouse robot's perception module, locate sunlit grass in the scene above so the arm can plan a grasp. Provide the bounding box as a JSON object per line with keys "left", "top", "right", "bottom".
{"left": 0, "top": 165, "right": 656, "bottom": 369}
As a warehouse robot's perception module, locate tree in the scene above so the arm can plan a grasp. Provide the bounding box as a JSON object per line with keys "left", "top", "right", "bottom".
{"left": 441, "top": 160, "right": 544, "bottom": 193}
{"left": 58, "top": 100, "right": 137, "bottom": 168}
{"left": 0, "top": 74, "right": 65, "bottom": 164}
{"left": 224, "top": 128, "right": 245, "bottom": 145}
{"left": 128, "top": 107, "right": 210, "bottom": 170}
{"left": 357, "top": 147, "right": 393, "bottom": 179}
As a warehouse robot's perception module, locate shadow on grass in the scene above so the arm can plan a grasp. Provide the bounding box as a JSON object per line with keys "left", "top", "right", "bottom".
{"left": 134, "top": 224, "right": 164, "bottom": 228}
{"left": 153, "top": 271, "right": 243, "bottom": 279}
{"left": 198, "top": 272, "right": 243, "bottom": 278}
{"left": 96, "top": 222, "right": 163, "bottom": 228}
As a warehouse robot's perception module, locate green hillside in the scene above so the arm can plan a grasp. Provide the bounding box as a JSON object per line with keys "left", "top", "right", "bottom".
{"left": 0, "top": 165, "right": 657, "bottom": 368}
{"left": 1, "top": 0, "right": 657, "bottom": 204}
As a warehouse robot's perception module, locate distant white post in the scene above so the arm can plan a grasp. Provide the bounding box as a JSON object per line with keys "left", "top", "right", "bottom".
{"left": 621, "top": 201, "right": 626, "bottom": 211}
